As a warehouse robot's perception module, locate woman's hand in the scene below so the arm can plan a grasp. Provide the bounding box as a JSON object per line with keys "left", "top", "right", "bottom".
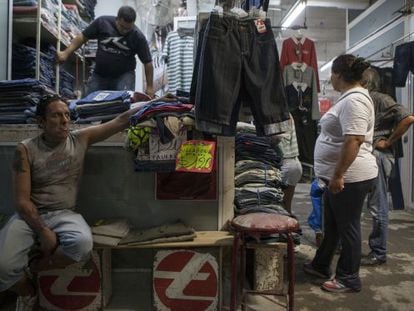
{"left": 329, "top": 176, "right": 345, "bottom": 194}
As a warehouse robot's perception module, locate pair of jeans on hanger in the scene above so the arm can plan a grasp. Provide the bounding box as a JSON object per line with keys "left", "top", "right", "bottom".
{"left": 393, "top": 41, "right": 414, "bottom": 87}
{"left": 191, "top": 13, "right": 290, "bottom": 136}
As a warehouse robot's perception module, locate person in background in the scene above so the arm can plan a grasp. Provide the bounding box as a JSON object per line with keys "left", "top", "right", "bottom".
{"left": 360, "top": 68, "right": 414, "bottom": 266}
{"left": 277, "top": 114, "right": 303, "bottom": 214}
{"left": 303, "top": 54, "right": 377, "bottom": 293}
{"left": 57, "top": 6, "right": 154, "bottom": 98}
{"left": 0, "top": 94, "right": 141, "bottom": 310}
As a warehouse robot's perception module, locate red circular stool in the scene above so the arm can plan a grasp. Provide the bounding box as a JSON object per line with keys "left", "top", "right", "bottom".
{"left": 230, "top": 213, "right": 299, "bottom": 311}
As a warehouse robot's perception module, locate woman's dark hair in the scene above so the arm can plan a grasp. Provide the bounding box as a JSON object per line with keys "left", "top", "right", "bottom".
{"left": 36, "top": 93, "right": 68, "bottom": 117}
{"left": 117, "top": 6, "right": 136, "bottom": 23}
{"left": 331, "top": 54, "right": 370, "bottom": 83}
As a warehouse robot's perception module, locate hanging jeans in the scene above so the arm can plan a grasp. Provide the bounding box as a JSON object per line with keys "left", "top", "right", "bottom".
{"left": 393, "top": 41, "right": 414, "bottom": 87}
{"left": 195, "top": 13, "right": 289, "bottom": 136}
{"left": 312, "top": 177, "right": 376, "bottom": 291}
{"left": 366, "top": 150, "right": 394, "bottom": 261}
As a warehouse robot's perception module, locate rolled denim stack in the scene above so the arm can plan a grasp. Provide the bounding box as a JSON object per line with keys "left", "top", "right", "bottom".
{"left": 13, "top": 0, "right": 88, "bottom": 48}
{"left": 234, "top": 123, "right": 285, "bottom": 215}
{"left": 71, "top": 90, "right": 131, "bottom": 124}
{"left": 0, "top": 78, "right": 53, "bottom": 124}
{"left": 78, "top": 0, "right": 97, "bottom": 20}
{"left": 12, "top": 43, "right": 75, "bottom": 98}
{"left": 234, "top": 123, "right": 301, "bottom": 243}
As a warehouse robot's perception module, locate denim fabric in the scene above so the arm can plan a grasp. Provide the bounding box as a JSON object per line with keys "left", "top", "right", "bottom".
{"left": 86, "top": 71, "right": 135, "bottom": 95}
{"left": 366, "top": 150, "right": 394, "bottom": 261}
{"left": 312, "top": 178, "right": 376, "bottom": 291}
{"left": 234, "top": 168, "right": 282, "bottom": 187}
{"left": 236, "top": 133, "right": 282, "bottom": 168}
{"left": 195, "top": 13, "right": 289, "bottom": 135}
{"left": 77, "top": 90, "right": 130, "bottom": 105}
{"left": 0, "top": 79, "right": 51, "bottom": 124}
{"left": 0, "top": 210, "right": 92, "bottom": 291}
{"left": 393, "top": 41, "right": 414, "bottom": 87}
{"left": 308, "top": 178, "right": 324, "bottom": 232}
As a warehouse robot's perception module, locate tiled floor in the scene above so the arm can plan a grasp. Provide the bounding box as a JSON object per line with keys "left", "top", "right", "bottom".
{"left": 1, "top": 183, "right": 414, "bottom": 310}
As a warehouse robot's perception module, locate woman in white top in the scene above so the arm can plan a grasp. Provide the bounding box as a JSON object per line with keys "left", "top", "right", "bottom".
{"left": 303, "top": 55, "right": 378, "bottom": 293}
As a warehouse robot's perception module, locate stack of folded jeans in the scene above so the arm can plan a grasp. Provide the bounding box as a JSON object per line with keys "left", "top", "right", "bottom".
{"left": 77, "top": 0, "right": 97, "bottom": 20}
{"left": 234, "top": 124, "right": 301, "bottom": 243}
{"left": 234, "top": 126, "right": 285, "bottom": 215}
{"left": 12, "top": 43, "right": 75, "bottom": 98}
{"left": 236, "top": 133, "right": 282, "bottom": 168}
{"left": 71, "top": 90, "right": 131, "bottom": 123}
{"left": 0, "top": 78, "right": 53, "bottom": 124}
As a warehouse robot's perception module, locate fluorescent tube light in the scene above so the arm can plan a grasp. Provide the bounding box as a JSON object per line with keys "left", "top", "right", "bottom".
{"left": 281, "top": 0, "right": 306, "bottom": 28}
{"left": 320, "top": 60, "right": 333, "bottom": 72}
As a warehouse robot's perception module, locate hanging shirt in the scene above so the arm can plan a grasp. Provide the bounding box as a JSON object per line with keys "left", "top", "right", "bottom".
{"left": 162, "top": 30, "right": 195, "bottom": 93}
{"left": 283, "top": 63, "right": 319, "bottom": 120}
{"left": 280, "top": 36, "right": 320, "bottom": 92}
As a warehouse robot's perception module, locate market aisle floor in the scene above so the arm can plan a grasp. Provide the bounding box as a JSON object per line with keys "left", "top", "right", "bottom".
{"left": 1, "top": 184, "right": 414, "bottom": 310}
{"left": 251, "top": 183, "right": 414, "bottom": 311}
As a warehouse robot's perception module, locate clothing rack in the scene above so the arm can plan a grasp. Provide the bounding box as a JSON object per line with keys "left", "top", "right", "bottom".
{"left": 364, "top": 31, "right": 414, "bottom": 61}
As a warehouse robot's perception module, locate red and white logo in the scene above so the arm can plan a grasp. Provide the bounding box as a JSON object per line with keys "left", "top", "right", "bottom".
{"left": 153, "top": 250, "right": 218, "bottom": 311}
{"left": 38, "top": 254, "right": 102, "bottom": 310}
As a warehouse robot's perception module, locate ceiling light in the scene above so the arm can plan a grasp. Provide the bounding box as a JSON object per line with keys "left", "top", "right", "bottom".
{"left": 281, "top": 0, "right": 306, "bottom": 28}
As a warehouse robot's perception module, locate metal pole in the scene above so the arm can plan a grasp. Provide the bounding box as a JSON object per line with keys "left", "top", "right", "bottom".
{"left": 35, "top": 0, "right": 41, "bottom": 80}
{"left": 56, "top": 0, "right": 62, "bottom": 94}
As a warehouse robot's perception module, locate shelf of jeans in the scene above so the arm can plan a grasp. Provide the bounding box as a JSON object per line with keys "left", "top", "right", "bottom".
{"left": 13, "top": 17, "right": 84, "bottom": 62}
{"left": 62, "top": 0, "right": 91, "bottom": 22}
{"left": 0, "top": 124, "right": 126, "bottom": 146}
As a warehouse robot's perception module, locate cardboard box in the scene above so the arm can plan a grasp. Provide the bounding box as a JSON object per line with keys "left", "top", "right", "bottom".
{"left": 253, "top": 244, "right": 285, "bottom": 291}
{"left": 38, "top": 249, "right": 111, "bottom": 311}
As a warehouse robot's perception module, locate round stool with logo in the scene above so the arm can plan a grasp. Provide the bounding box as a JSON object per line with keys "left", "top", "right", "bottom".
{"left": 230, "top": 213, "right": 299, "bottom": 311}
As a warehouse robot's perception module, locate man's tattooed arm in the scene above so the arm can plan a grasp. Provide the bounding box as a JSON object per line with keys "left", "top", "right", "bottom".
{"left": 12, "top": 144, "right": 48, "bottom": 234}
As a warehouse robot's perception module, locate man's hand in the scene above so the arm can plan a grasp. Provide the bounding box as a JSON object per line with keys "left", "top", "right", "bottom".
{"left": 145, "top": 86, "right": 155, "bottom": 99}
{"left": 38, "top": 227, "right": 59, "bottom": 256}
{"left": 56, "top": 51, "right": 69, "bottom": 64}
{"left": 374, "top": 139, "right": 391, "bottom": 151}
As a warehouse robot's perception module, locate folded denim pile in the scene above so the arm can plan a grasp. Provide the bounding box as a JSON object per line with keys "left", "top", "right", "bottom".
{"left": 0, "top": 78, "right": 53, "bottom": 124}
{"left": 13, "top": 0, "right": 89, "bottom": 48}
{"left": 234, "top": 122, "right": 286, "bottom": 216}
{"left": 12, "top": 43, "right": 75, "bottom": 98}
{"left": 69, "top": 90, "right": 131, "bottom": 124}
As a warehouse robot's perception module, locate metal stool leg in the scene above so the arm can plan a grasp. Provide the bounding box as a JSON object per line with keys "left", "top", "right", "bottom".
{"left": 286, "top": 233, "right": 295, "bottom": 311}
{"left": 230, "top": 232, "right": 241, "bottom": 311}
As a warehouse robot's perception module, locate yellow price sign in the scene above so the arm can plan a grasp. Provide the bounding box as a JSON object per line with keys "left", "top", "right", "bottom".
{"left": 176, "top": 140, "right": 216, "bottom": 173}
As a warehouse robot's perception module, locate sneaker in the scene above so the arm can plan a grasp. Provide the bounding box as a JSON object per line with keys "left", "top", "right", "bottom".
{"left": 303, "top": 261, "right": 331, "bottom": 279}
{"left": 360, "top": 253, "right": 386, "bottom": 266}
{"left": 15, "top": 294, "right": 38, "bottom": 311}
{"left": 321, "top": 279, "right": 360, "bottom": 293}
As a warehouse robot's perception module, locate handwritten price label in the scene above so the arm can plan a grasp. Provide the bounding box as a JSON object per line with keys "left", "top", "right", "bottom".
{"left": 176, "top": 140, "right": 216, "bottom": 173}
